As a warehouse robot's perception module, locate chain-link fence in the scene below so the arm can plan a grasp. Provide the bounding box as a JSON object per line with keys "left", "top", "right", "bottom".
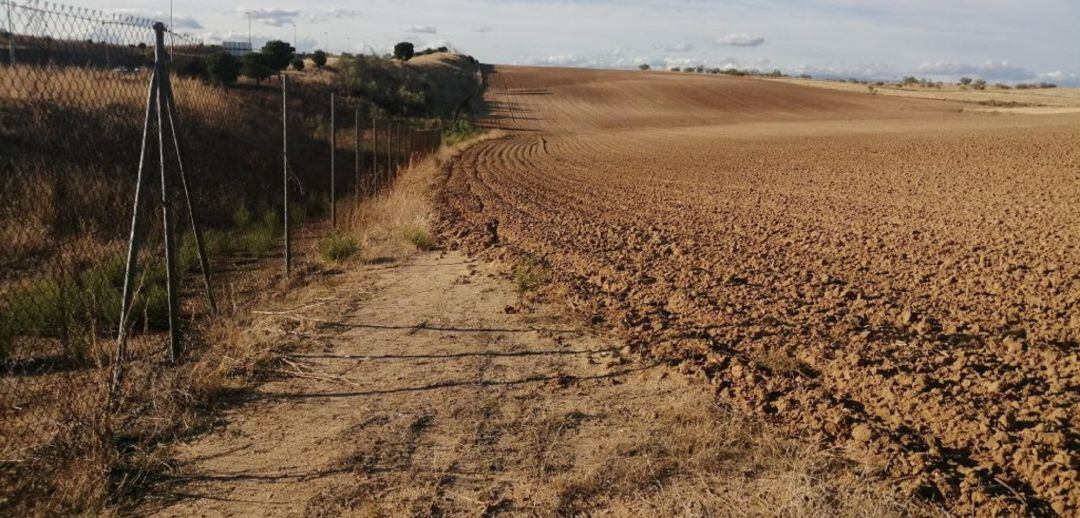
{"left": 1, "top": 0, "right": 443, "bottom": 510}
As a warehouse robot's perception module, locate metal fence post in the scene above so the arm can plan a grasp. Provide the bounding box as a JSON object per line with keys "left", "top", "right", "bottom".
{"left": 110, "top": 66, "right": 160, "bottom": 403}
{"left": 282, "top": 75, "right": 291, "bottom": 279}
{"left": 160, "top": 58, "right": 216, "bottom": 315}
{"left": 5, "top": 0, "right": 14, "bottom": 65}
{"left": 152, "top": 23, "right": 181, "bottom": 363}
{"left": 330, "top": 91, "right": 336, "bottom": 228}
{"left": 354, "top": 107, "right": 360, "bottom": 203}
{"left": 370, "top": 117, "right": 377, "bottom": 195}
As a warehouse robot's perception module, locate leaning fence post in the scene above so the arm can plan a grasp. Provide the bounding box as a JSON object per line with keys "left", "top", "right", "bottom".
{"left": 283, "top": 74, "right": 291, "bottom": 279}
{"left": 330, "top": 91, "right": 336, "bottom": 228}
{"left": 110, "top": 60, "right": 161, "bottom": 404}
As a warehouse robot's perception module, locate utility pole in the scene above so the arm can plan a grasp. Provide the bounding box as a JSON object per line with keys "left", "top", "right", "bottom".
{"left": 247, "top": 11, "right": 252, "bottom": 51}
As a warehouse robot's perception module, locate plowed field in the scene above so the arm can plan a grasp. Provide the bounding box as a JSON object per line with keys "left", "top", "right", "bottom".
{"left": 436, "top": 67, "right": 1080, "bottom": 516}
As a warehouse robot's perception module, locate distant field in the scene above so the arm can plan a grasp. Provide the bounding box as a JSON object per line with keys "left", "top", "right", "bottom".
{"left": 769, "top": 76, "right": 1080, "bottom": 111}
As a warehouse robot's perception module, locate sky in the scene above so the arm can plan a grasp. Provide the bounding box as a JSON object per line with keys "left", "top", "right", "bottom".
{"left": 45, "top": 0, "right": 1080, "bottom": 85}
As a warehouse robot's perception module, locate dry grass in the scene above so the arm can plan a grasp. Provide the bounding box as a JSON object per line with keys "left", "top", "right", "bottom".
{"left": 551, "top": 403, "right": 934, "bottom": 517}
{"left": 343, "top": 131, "right": 499, "bottom": 262}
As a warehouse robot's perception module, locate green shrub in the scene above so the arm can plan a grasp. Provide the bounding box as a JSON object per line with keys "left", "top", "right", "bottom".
{"left": 239, "top": 226, "right": 276, "bottom": 256}
{"left": 233, "top": 205, "right": 253, "bottom": 228}
{"left": 319, "top": 232, "right": 360, "bottom": 262}
{"left": 304, "top": 192, "right": 331, "bottom": 219}
{"left": 261, "top": 207, "right": 282, "bottom": 235}
{"left": 443, "top": 118, "right": 481, "bottom": 146}
{"left": 0, "top": 255, "right": 172, "bottom": 356}
{"left": 513, "top": 260, "right": 547, "bottom": 294}
{"left": 402, "top": 225, "right": 435, "bottom": 251}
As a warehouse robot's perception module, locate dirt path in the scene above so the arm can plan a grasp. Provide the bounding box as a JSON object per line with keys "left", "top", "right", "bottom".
{"left": 147, "top": 250, "right": 913, "bottom": 516}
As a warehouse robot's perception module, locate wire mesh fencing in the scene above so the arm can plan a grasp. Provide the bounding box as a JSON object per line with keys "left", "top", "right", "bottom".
{"left": 1, "top": 0, "right": 443, "bottom": 507}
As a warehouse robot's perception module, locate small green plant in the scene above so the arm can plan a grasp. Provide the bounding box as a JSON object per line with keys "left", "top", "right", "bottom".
{"left": 0, "top": 254, "right": 172, "bottom": 359}
{"left": 443, "top": 118, "right": 481, "bottom": 146}
{"left": 319, "top": 232, "right": 360, "bottom": 262}
{"left": 239, "top": 226, "right": 276, "bottom": 256}
{"left": 402, "top": 225, "right": 435, "bottom": 251}
{"left": 261, "top": 207, "right": 282, "bottom": 235}
{"left": 513, "top": 259, "right": 548, "bottom": 294}
{"left": 304, "top": 192, "right": 331, "bottom": 220}
{"left": 233, "top": 205, "right": 253, "bottom": 228}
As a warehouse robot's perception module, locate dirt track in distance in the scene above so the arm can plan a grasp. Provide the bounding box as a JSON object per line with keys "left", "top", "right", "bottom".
{"left": 436, "top": 67, "right": 1080, "bottom": 515}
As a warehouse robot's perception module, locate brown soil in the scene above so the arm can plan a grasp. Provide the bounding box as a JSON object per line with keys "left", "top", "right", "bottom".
{"left": 144, "top": 250, "right": 923, "bottom": 517}
{"left": 436, "top": 66, "right": 1080, "bottom": 516}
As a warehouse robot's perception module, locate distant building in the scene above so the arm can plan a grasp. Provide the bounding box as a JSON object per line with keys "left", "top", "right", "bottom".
{"left": 222, "top": 41, "right": 252, "bottom": 57}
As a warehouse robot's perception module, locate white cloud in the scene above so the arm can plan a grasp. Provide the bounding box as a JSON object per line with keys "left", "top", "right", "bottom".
{"left": 1040, "top": 71, "right": 1080, "bottom": 86}
{"left": 716, "top": 33, "right": 765, "bottom": 47}
{"left": 239, "top": 8, "right": 301, "bottom": 27}
{"left": 471, "top": 26, "right": 494, "bottom": 34}
{"left": 305, "top": 7, "right": 362, "bottom": 24}
{"left": 666, "top": 42, "right": 694, "bottom": 52}
{"left": 110, "top": 9, "right": 202, "bottom": 29}
{"left": 916, "top": 60, "right": 1036, "bottom": 81}
{"left": 790, "top": 63, "right": 899, "bottom": 81}
{"left": 403, "top": 25, "right": 438, "bottom": 34}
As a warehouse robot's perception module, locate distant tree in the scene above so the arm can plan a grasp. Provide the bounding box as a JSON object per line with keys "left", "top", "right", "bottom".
{"left": 972, "top": 78, "right": 987, "bottom": 90}
{"left": 290, "top": 57, "right": 305, "bottom": 71}
{"left": 638, "top": 63, "right": 651, "bottom": 71}
{"left": 901, "top": 76, "right": 919, "bottom": 85}
{"left": 241, "top": 53, "right": 274, "bottom": 84}
{"left": 958, "top": 77, "right": 973, "bottom": 85}
{"left": 176, "top": 56, "right": 207, "bottom": 79}
{"left": 312, "top": 50, "right": 328, "bottom": 68}
{"left": 260, "top": 40, "right": 296, "bottom": 71}
{"left": 206, "top": 52, "right": 240, "bottom": 85}
{"left": 393, "top": 42, "right": 415, "bottom": 61}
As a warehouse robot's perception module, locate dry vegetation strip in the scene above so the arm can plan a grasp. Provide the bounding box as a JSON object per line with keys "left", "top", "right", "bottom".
{"left": 437, "top": 66, "right": 1080, "bottom": 516}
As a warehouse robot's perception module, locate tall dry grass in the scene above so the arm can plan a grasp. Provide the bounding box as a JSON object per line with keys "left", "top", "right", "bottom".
{"left": 0, "top": 63, "right": 357, "bottom": 515}
{"left": 341, "top": 131, "right": 501, "bottom": 262}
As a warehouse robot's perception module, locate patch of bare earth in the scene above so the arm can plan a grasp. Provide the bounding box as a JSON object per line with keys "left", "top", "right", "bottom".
{"left": 143, "top": 249, "right": 924, "bottom": 516}
{"left": 437, "top": 66, "right": 1080, "bottom": 516}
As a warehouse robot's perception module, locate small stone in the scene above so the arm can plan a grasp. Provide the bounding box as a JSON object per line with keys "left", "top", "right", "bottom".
{"left": 852, "top": 424, "right": 874, "bottom": 443}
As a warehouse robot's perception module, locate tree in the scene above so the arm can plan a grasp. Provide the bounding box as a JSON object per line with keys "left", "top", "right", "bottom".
{"left": 290, "top": 57, "right": 305, "bottom": 71}
{"left": 241, "top": 53, "right": 274, "bottom": 84}
{"left": 312, "top": 50, "right": 328, "bottom": 69}
{"left": 206, "top": 52, "right": 240, "bottom": 85}
{"left": 393, "top": 42, "right": 415, "bottom": 61}
{"left": 959, "top": 77, "right": 973, "bottom": 86}
{"left": 638, "top": 64, "right": 651, "bottom": 71}
{"left": 972, "top": 78, "right": 987, "bottom": 90}
{"left": 260, "top": 40, "right": 296, "bottom": 71}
